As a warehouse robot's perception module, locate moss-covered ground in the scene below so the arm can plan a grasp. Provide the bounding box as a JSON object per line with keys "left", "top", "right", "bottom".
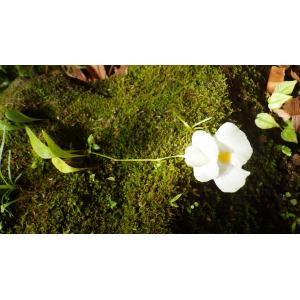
{"left": 0, "top": 65, "right": 299, "bottom": 233}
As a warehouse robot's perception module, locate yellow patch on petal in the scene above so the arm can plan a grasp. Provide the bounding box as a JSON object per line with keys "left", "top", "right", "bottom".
{"left": 218, "top": 151, "right": 231, "bottom": 163}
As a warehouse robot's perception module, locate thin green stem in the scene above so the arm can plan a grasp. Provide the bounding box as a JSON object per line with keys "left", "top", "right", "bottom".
{"left": 0, "top": 170, "right": 10, "bottom": 187}
{"left": 90, "top": 152, "right": 184, "bottom": 162}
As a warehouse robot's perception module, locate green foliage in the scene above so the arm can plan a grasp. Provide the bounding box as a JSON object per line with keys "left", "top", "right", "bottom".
{"left": 0, "top": 66, "right": 235, "bottom": 233}
{"left": 280, "top": 145, "right": 292, "bottom": 156}
{"left": 25, "top": 126, "right": 55, "bottom": 159}
{"left": 281, "top": 191, "right": 300, "bottom": 233}
{"left": 5, "top": 110, "right": 42, "bottom": 123}
{"left": 268, "top": 93, "right": 292, "bottom": 110}
{"left": 42, "top": 130, "right": 84, "bottom": 158}
{"left": 274, "top": 80, "right": 297, "bottom": 95}
{"left": 256, "top": 79, "right": 299, "bottom": 149}
{"left": 255, "top": 113, "right": 280, "bottom": 129}
{"left": 25, "top": 126, "right": 85, "bottom": 173}
{"left": 0, "top": 119, "right": 22, "bottom": 131}
{"left": 267, "top": 80, "right": 297, "bottom": 110}
{"left": 51, "top": 157, "right": 86, "bottom": 173}
{"left": 87, "top": 134, "right": 100, "bottom": 151}
{"left": 281, "top": 120, "right": 298, "bottom": 143}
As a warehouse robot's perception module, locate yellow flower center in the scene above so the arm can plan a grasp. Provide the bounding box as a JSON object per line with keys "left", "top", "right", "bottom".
{"left": 218, "top": 151, "right": 231, "bottom": 163}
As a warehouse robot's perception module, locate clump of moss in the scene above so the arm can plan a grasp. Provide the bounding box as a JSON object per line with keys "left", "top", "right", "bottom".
{"left": 0, "top": 65, "right": 297, "bottom": 233}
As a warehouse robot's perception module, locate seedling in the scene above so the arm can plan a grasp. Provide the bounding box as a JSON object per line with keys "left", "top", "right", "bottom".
{"left": 107, "top": 196, "right": 117, "bottom": 209}
{"left": 87, "top": 134, "right": 100, "bottom": 152}
{"left": 255, "top": 80, "right": 299, "bottom": 146}
{"left": 168, "top": 193, "right": 182, "bottom": 208}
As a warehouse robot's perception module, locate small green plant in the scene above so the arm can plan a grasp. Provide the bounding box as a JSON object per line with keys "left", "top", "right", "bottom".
{"left": 168, "top": 193, "right": 182, "bottom": 208}
{"left": 280, "top": 145, "right": 292, "bottom": 157}
{"left": 1, "top": 109, "right": 87, "bottom": 174}
{"left": 5, "top": 109, "right": 252, "bottom": 195}
{"left": 25, "top": 126, "right": 86, "bottom": 173}
{"left": 186, "top": 201, "right": 199, "bottom": 214}
{"left": 87, "top": 134, "right": 100, "bottom": 152}
{"left": 255, "top": 80, "right": 298, "bottom": 144}
{"left": 0, "top": 109, "right": 43, "bottom": 132}
{"left": 172, "top": 111, "right": 212, "bottom": 131}
{"left": 107, "top": 196, "right": 117, "bottom": 210}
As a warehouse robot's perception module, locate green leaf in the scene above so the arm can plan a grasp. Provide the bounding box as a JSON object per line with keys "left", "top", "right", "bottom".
{"left": 173, "top": 112, "right": 192, "bottom": 130}
{"left": 255, "top": 113, "right": 280, "bottom": 129}
{"left": 286, "top": 212, "right": 296, "bottom": 219}
{"left": 169, "top": 193, "right": 182, "bottom": 207}
{"left": 92, "top": 144, "right": 100, "bottom": 150}
{"left": 281, "top": 145, "right": 292, "bottom": 156}
{"left": 87, "top": 134, "right": 95, "bottom": 146}
{"left": 0, "top": 184, "right": 14, "bottom": 190}
{"left": 274, "top": 80, "right": 297, "bottom": 95}
{"left": 0, "top": 120, "right": 22, "bottom": 131}
{"left": 0, "top": 198, "right": 20, "bottom": 213}
{"left": 5, "top": 110, "right": 42, "bottom": 123}
{"left": 107, "top": 177, "right": 115, "bottom": 181}
{"left": 290, "top": 198, "right": 297, "bottom": 206}
{"left": 42, "top": 130, "right": 84, "bottom": 158}
{"left": 268, "top": 93, "right": 292, "bottom": 110}
{"left": 25, "top": 126, "right": 55, "bottom": 159}
{"left": 191, "top": 117, "right": 212, "bottom": 128}
{"left": 281, "top": 121, "right": 298, "bottom": 143}
{"left": 51, "top": 157, "right": 85, "bottom": 173}
{"left": 108, "top": 199, "right": 117, "bottom": 209}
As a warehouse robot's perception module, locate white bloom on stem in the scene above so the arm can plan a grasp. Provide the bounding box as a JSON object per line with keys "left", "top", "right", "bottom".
{"left": 184, "top": 122, "right": 253, "bottom": 193}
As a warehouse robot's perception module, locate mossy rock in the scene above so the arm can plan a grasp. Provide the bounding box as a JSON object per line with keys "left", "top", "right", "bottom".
{"left": 0, "top": 66, "right": 297, "bottom": 233}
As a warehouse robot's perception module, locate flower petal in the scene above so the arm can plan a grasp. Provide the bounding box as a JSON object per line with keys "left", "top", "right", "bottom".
{"left": 192, "top": 130, "right": 219, "bottom": 162}
{"left": 184, "top": 145, "right": 208, "bottom": 168}
{"left": 193, "top": 162, "right": 219, "bottom": 182}
{"left": 214, "top": 166, "right": 250, "bottom": 193}
{"left": 215, "top": 122, "right": 253, "bottom": 166}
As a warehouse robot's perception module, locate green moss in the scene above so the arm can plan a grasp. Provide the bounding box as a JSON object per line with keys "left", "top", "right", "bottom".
{"left": 0, "top": 65, "right": 297, "bottom": 233}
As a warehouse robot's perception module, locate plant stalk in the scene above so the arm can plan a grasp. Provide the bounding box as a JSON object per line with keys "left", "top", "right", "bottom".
{"left": 90, "top": 152, "right": 184, "bottom": 162}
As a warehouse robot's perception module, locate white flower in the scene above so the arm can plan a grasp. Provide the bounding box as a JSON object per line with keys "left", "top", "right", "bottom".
{"left": 184, "top": 122, "right": 253, "bottom": 193}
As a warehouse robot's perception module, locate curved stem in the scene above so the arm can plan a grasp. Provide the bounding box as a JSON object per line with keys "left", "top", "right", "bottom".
{"left": 0, "top": 170, "right": 10, "bottom": 187}
{"left": 90, "top": 152, "right": 184, "bottom": 162}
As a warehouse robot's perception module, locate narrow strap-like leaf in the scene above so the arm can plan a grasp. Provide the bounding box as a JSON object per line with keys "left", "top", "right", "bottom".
{"left": 42, "top": 130, "right": 85, "bottom": 158}
{"left": 0, "top": 120, "right": 22, "bottom": 131}
{"left": 5, "top": 110, "right": 43, "bottom": 123}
